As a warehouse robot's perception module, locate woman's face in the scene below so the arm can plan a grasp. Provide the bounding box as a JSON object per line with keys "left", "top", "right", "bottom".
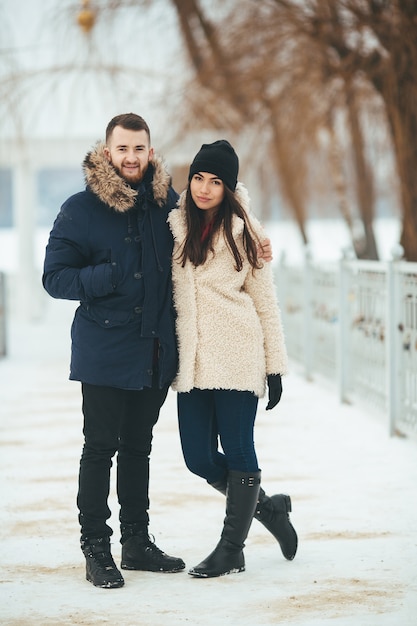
{"left": 190, "top": 172, "right": 225, "bottom": 217}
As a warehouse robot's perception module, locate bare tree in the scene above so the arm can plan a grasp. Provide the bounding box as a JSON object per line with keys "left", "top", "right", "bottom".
{"left": 292, "top": 0, "right": 417, "bottom": 259}
{"left": 167, "top": 0, "right": 417, "bottom": 260}
{"left": 167, "top": 0, "right": 389, "bottom": 258}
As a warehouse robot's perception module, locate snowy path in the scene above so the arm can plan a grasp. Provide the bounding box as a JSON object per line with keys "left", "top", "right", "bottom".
{"left": 1, "top": 298, "right": 416, "bottom": 626}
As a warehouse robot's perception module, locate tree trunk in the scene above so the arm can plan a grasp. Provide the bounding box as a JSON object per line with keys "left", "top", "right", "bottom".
{"left": 387, "top": 99, "right": 417, "bottom": 261}
{"left": 345, "top": 85, "right": 379, "bottom": 260}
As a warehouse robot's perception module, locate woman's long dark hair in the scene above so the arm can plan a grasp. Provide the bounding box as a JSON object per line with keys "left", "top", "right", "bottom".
{"left": 177, "top": 184, "right": 262, "bottom": 271}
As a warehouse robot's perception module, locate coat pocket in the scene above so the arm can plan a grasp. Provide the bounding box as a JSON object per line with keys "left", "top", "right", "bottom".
{"left": 82, "top": 303, "right": 134, "bottom": 328}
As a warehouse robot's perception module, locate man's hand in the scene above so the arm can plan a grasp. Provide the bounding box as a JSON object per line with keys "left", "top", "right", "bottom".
{"left": 257, "top": 237, "right": 273, "bottom": 263}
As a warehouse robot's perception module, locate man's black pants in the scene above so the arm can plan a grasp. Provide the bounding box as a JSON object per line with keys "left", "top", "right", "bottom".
{"left": 77, "top": 381, "right": 169, "bottom": 541}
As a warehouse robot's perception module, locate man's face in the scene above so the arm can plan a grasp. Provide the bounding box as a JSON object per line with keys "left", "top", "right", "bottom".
{"left": 104, "top": 126, "right": 154, "bottom": 185}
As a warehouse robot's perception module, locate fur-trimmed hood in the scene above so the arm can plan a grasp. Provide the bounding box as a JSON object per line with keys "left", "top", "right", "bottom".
{"left": 83, "top": 141, "right": 172, "bottom": 212}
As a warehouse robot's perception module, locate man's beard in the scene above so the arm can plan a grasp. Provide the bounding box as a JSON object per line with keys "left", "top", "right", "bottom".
{"left": 112, "top": 162, "right": 146, "bottom": 185}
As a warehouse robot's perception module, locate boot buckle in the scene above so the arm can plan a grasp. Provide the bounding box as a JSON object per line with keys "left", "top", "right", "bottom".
{"left": 241, "top": 476, "right": 260, "bottom": 487}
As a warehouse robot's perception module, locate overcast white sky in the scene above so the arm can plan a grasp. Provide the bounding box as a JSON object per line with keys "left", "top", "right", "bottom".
{"left": 0, "top": 0, "right": 184, "bottom": 141}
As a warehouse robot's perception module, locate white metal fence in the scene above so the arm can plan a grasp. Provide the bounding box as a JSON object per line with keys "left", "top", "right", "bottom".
{"left": 0, "top": 272, "right": 6, "bottom": 357}
{"left": 275, "top": 248, "right": 417, "bottom": 439}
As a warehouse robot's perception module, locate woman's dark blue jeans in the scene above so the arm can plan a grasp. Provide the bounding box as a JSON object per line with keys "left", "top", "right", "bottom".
{"left": 177, "top": 388, "right": 259, "bottom": 484}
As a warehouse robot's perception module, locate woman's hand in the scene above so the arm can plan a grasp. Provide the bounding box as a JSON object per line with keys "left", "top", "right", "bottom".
{"left": 266, "top": 374, "right": 282, "bottom": 410}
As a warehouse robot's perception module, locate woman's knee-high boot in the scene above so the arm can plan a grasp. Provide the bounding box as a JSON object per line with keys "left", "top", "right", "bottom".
{"left": 210, "top": 478, "right": 298, "bottom": 561}
{"left": 189, "top": 470, "right": 261, "bottom": 578}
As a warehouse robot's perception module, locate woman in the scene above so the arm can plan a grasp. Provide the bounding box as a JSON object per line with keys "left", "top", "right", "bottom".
{"left": 168, "top": 140, "right": 297, "bottom": 578}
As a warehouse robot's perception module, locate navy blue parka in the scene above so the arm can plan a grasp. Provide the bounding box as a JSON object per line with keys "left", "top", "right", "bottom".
{"left": 42, "top": 142, "right": 179, "bottom": 390}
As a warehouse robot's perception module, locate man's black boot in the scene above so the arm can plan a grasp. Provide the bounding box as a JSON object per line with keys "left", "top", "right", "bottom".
{"left": 81, "top": 537, "right": 124, "bottom": 589}
{"left": 120, "top": 525, "right": 185, "bottom": 573}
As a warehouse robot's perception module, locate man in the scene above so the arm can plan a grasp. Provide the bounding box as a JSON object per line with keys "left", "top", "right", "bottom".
{"left": 43, "top": 113, "right": 183, "bottom": 588}
{"left": 43, "top": 113, "right": 273, "bottom": 590}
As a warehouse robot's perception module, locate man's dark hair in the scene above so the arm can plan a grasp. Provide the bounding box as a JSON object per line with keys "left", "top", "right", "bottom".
{"left": 105, "top": 113, "right": 151, "bottom": 144}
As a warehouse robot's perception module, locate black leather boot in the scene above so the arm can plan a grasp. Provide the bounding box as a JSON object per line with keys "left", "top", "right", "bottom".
{"left": 189, "top": 470, "right": 261, "bottom": 578}
{"left": 210, "top": 479, "right": 298, "bottom": 560}
{"left": 120, "top": 524, "right": 185, "bottom": 572}
{"left": 255, "top": 491, "right": 298, "bottom": 560}
{"left": 81, "top": 537, "right": 124, "bottom": 589}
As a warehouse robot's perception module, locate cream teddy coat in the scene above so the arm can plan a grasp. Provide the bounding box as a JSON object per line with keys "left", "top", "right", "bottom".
{"left": 168, "top": 183, "right": 288, "bottom": 398}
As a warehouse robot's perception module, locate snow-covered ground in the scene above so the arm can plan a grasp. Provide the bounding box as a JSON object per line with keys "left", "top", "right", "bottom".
{"left": 1, "top": 296, "right": 416, "bottom": 626}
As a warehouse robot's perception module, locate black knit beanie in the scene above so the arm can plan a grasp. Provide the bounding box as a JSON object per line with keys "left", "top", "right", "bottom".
{"left": 188, "top": 139, "right": 239, "bottom": 191}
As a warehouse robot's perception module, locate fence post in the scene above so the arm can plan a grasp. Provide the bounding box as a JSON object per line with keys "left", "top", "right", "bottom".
{"left": 0, "top": 272, "right": 6, "bottom": 357}
{"left": 303, "top": 246, "right": 314, "bottom": 380}
{"left": 277, "top": 250, "right": 287, "bottom": 306}
{"left": 276, "top": 250, "right": 286, "bottom": 330}
{"left": 338, "top": 247, "right": 355, "bottom": 403}
{"left": 386, "top": 245, "right": 403, "bottom": 436}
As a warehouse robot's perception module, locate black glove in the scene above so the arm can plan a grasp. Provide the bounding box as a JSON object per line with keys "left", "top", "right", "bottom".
{"left": 266, "top": 374, "right": 282, "bottom": 410}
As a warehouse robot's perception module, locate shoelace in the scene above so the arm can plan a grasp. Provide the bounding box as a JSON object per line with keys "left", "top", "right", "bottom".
{"left": 143, "top": 534, "right": 165, "bottom": 556}
{"left": 93, "top": 551, "right": 118, "bottom": 570}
